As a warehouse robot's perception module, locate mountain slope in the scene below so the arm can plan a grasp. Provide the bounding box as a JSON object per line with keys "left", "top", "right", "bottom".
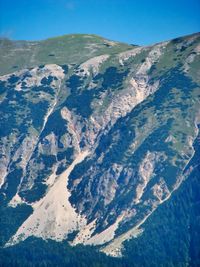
{"left": 0, "top": 32, "right": 200, "bottom": 264}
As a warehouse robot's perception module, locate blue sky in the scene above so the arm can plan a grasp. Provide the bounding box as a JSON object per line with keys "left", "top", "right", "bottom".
{"left": 0, "top": 0, "right": 199, "bottom": 45}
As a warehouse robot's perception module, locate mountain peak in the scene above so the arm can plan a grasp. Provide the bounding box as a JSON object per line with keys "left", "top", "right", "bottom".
{"left": 0, "top": 32, "right": 200, "bottom": 264}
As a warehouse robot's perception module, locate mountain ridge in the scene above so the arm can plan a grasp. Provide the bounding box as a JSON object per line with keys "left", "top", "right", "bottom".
{"left": 0, "top": 32, "right": 200, "bottom": 264}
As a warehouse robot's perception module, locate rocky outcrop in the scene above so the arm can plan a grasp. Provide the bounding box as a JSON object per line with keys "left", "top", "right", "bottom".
{"left": 0, "top": 32, "right": 200, "bottom": 257}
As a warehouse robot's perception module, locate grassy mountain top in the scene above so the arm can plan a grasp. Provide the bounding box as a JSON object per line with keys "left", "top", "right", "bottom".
{"left": 0, "top": 34, "right": 134, "bottom": 76}
{"left": 0, "top": 32, "right": 199, "bottom": 76}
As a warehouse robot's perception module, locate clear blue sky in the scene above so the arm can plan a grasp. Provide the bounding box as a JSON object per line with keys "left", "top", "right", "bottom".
{"left": 0, "top": 0, "right": 199, "bottom": 45}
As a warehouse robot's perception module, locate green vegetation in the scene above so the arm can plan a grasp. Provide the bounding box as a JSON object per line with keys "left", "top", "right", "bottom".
{"left": 0, "top": 35, "right": 133, "bottom": 75}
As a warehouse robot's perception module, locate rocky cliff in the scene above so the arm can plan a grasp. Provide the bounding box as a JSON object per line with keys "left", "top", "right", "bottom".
{"left": 0, "top": 33, "right": 200, "bottom": 258}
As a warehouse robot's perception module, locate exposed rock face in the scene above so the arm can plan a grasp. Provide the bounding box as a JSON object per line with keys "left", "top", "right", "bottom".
{"left": 0, "top": 33, "right": 200, "bottom": 257}
{"left": 7, "top": 151, "right": 89, "bottom": 246}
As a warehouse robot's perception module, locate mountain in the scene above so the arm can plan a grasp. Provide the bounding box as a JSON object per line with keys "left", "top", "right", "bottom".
{"left": 0, "top": 32, "right": 200, "bottom": 266}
